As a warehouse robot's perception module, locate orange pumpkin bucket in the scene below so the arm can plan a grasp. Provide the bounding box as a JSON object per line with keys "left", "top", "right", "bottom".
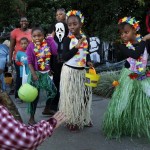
{"left": 4, "top": 72, "right": 13, "bottom": 84}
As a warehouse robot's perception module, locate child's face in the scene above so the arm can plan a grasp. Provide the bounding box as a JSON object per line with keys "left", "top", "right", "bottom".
{"left": 32, "top": 30, "right": 44, "bottom": 45}
{"left": 56, "top": 10, "right": 66, "bottom": 22}
{"left": 20, "top": 40, "right": 28, "bottom": 50}
{"left": 67, "top": 16, "right": 82, "bottom": 36}
{"left": 119, "top": 24, "right": 136, "bottom": 43}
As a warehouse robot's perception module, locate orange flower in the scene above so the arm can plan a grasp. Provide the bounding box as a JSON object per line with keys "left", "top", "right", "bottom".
{"left": 112, "top": 80, "right": 119, "bottom": 87}
{"left": 133, "top": 23, "right": 139, "bottom": 29}
{"left": 69, "top": 35, "right": 75, "bottom": 39}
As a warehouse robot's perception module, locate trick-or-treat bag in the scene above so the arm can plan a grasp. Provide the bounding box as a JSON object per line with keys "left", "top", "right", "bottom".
{"left": 22, "top": 65, "right": 28, "bottom": 84}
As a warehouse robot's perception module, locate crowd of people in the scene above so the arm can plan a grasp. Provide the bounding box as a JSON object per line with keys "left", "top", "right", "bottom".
{"left": 0, "top": 8, "right": 150, "bottom": 149}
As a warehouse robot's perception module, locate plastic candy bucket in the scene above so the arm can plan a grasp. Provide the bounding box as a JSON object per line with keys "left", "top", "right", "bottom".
{"left": 85, "top": 68, "right": 100, "bottom": 87}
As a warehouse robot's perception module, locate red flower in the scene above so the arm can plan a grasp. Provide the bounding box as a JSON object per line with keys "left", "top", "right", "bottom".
{"left": 128, "top": 73, "right": 138, "bottom": 80}
{"left": 146, "top": 71, "right": 150, "bottom": 77}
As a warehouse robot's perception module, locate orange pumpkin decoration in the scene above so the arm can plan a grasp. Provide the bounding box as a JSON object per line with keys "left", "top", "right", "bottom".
{"left": 112, "top": 80, "right": 119, "bottom": 87}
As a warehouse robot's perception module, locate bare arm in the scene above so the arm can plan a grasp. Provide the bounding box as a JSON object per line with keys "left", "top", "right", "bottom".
{"left": 28, "top": 64, "right": 38, "bottom": 81}
{"left": 143, "top": 34, "right": 150, "bottom": 41}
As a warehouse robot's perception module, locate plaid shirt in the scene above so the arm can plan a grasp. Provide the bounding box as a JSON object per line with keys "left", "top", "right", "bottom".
{"left": 0, "top": 105, "right": 57, "bottom": 150}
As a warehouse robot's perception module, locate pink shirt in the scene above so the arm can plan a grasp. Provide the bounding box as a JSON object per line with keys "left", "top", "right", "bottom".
{"left": 127, "top": 49, "right": 148, "bottom": 74}
{"left": 11, "top": 28, "right": 32, "bottom": 60}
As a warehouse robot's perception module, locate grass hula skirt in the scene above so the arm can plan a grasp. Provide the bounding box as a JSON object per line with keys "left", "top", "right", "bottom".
{"left": 59, "top": 65, "right": 92, "bottom": 128}
{"left": 103, "top": 68, "right": 150, "bottom": 139}
{"left": 27, "top": 71, "right": 57, "bottom": 113}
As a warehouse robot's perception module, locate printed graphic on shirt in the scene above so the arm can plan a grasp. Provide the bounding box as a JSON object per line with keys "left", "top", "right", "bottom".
{"left": 89, "top": 37, "right": 100, "bottom": 63}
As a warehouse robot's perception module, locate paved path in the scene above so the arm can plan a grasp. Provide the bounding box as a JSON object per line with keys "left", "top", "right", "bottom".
{"left": 10, "top": 94, "right": 150, "bottom": 150}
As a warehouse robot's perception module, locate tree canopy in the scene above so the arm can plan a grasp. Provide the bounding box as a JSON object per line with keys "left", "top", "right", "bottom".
{"left": 0, "top": 0, "right": 149, "bottom": 41}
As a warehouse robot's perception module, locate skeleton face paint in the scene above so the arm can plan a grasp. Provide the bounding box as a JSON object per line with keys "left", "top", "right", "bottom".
{"left": 55, "top": 22, "right": 65, "bottom": 42}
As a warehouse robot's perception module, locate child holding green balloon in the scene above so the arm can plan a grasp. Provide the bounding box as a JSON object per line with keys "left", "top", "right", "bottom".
{"left": 26, "top": 26, "right": 57, "bottom": 125}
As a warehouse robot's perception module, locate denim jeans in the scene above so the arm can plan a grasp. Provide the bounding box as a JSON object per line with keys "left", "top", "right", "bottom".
{"left": 0, "top": 56, "right": 6, "bottom": 70}
{"left": 0, "top": 73, "right": 6, "bottom": 91}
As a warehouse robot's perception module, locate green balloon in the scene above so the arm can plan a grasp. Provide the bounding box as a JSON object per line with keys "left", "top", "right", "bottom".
{"left": 18, "top": 83, "right": 38, "bottom": 102}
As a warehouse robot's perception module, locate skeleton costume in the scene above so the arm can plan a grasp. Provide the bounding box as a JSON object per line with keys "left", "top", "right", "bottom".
{"left": 103, "top": 17, "right": 150, "bottom": 139}
{"left": 59, "top": 33, "right": 92, "bottom": 128}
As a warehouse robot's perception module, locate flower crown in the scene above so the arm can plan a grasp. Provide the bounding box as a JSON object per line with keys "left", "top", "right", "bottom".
{"left": 66, "top": 10, "right": 84, "bottom": 23}
{"left": 118, "top": 17, "right": 140, "bottom": 31}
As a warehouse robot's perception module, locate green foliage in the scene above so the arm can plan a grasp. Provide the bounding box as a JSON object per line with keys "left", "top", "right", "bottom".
{"left": 0, "top": 0, "right": 149, "bottom": 41}
{"left": 136, "top": 0, "right": 145, "bottom": 6}
{"left": 93, "top": 71, "right": 120, "bottom": 98}
{"left": 67, "top": 0, "right": 148, "bottom": 41}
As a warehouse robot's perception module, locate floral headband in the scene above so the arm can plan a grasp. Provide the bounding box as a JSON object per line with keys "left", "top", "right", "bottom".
{"left": 118, "top": 17, "right": 140, "bottom": 31}
{"left": 66, "top": 10, "right": 84, "bottom": 23}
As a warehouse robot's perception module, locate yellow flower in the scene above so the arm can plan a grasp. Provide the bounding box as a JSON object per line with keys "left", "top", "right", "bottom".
{"left": 122, "top": 17, "right": 127, "bottom": 22}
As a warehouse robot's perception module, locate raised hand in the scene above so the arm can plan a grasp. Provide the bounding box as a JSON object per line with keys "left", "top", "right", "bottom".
{"left": 52, "top": 111, "right": 66, "bottom": 129}
{"left": 75, "top": 37, "right": 86, "bottom": 49}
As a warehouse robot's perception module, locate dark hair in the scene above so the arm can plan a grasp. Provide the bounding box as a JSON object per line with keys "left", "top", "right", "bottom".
{"left": 31, "top": 26, "right": 45, "bottom": 35}
{"left": 67, "top": 15, "right": 81, "bottom": 23}
{"left": 57, "top": 8, "right": 66, "bottom": 13}
{"left": 20, "top": 37, "right": 29, "bottom": 42}
{"left": 118, "top": 22, "right": 133, "bottom": 32}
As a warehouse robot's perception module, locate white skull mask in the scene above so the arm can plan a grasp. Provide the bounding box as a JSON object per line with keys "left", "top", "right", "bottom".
{"left": 55, "top": 23, "right": 65, "bottom": 42}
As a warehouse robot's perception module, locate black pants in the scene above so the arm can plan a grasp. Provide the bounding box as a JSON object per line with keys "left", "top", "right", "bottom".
{"left": 14, "top": 61, "right": 22, "bottom": 98}
{"left": 47, "top": 62, "right": 63, "bottom": 111}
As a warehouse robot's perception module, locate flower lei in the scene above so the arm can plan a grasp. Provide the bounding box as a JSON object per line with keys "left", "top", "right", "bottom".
{"left": 33, "top": 40, "right": 51, "bottom": 71}
{"left": 125, "top": 34, "right": 145, "bottom": 75}
{"left": 66, "top": 10, "right": 84, "bottom": 24}
{"left": 125, "top": 34, "right": 142, "bottom": 50}
{"left": 68, "top": 34, "right": 89, "bottom": 67}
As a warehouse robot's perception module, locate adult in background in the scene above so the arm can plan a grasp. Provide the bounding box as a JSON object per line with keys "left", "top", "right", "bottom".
{"left": 9, "top": 16, "right": 31, "bottom": 99}
{"left": 48, "top": 8, "right": 67, "bottom": 34}
{"left": 43, "top": 8, "right": 69, "bottom": 115}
